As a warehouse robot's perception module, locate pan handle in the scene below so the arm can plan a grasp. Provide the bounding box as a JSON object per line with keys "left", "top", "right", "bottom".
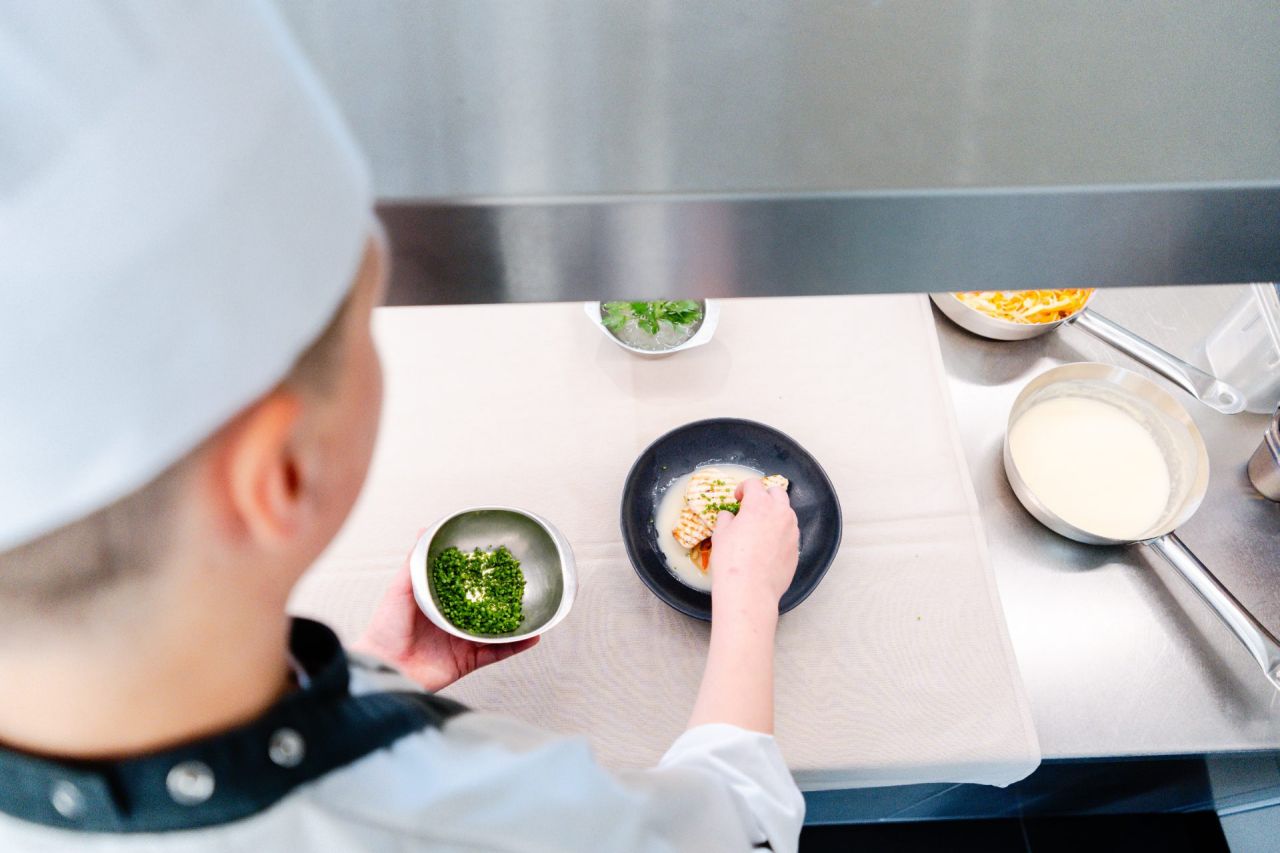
{"left": 1147, "top": 532, "right": 1280, "bottom": 691}
{"left": 1071, "top": 310, "right": 1245, "bottom": 414}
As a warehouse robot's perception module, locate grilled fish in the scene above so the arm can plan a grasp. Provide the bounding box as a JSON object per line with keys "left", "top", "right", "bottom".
{"left": 673, "top": 506, "right": 713, "bottom": 549}
{"left": 685, "top": 467, "right": 737, "bottom": 523}
{"left": 761, "top": 474, "right": 789, "bottom": 491}
{"left": 670, "top": 469, "right": 791, "bottom": 549}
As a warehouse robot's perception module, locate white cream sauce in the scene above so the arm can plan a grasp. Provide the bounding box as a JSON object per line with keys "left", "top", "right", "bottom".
{"left": 1009, "top": 395, "right": 1171, "bottom": 540}
{"left": 654, "top": 463, "right": 766, "bottom": 592}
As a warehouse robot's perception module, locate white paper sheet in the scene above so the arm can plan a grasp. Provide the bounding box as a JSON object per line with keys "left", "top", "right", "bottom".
{"left": 290, "top": 294, "right": 1041, "bottom": 789}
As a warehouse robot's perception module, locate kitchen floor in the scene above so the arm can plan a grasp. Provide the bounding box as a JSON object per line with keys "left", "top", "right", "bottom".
{"left": 800, "top": 813, "right": 1231, "bottom": 852}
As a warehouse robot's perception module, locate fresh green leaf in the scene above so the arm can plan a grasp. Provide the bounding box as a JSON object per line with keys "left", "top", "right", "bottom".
{"left": 601, "top": 302, "right": 630, "bottom": 331}
{"left": 604, "top": 299, "right": 702, "bottom": 337}
{"left": 633, "top": 302, "right": 660, "bottom": 335}
{"left": 659, "top": 300, "right": 702, "bottom": 329}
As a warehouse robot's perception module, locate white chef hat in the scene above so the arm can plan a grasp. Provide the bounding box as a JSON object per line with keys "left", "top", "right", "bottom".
{"left": 0, "top": 1, "right": 372, "bottom": 550}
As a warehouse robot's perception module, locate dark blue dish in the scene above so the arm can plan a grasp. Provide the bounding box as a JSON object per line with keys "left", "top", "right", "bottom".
{"left": 619, "top": 418, "right": 842, "bottom": 620}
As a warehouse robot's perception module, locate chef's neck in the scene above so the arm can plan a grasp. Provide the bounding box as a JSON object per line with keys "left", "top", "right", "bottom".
{"left": 0, "top": 556, "right": 297, "bottom": 760}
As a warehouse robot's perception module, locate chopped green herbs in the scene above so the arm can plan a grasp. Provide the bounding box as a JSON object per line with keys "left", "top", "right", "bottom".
{"left": 705, "top": 500, "right": 741, "bottom": 515}
{"left": 601, "top": 300, "right": 703, "bottom": 336}
{"left": 431, "top": 546, "right": 525, "bottom": 635}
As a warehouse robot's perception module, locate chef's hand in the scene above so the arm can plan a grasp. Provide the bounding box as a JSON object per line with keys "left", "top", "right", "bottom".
{"left": 688, "top": 479, "right": 799, "bottom": 734}
{"left": 709, "top": 478, "right": 799, "bottom": 607}
{"left": 351, "top": 534, "right": 538, "bottom": 692}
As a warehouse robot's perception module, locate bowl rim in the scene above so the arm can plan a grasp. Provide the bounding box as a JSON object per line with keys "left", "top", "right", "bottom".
{"left": 409, "top": 505, "right": 577, "bottom": 644}
{"left": 619, "top": 416, "right": 843, "bottom": 620}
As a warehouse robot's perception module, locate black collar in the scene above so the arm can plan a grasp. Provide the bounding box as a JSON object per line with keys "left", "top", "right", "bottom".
{"left": 0, "top": 618, "right": 464, "bottom": 834}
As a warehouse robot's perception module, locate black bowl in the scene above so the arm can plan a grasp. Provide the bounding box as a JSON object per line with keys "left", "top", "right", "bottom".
{"left": 619, "top": 418, "right": 842, "bottom": 620}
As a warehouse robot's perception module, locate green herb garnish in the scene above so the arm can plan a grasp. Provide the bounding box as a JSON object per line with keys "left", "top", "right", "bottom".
{"left": 431, "top": 546, "right": 525, "bottom": 635}
{"left": 705, "top": 500, "right": 741, "bottom": 515}
{"left": 601, "top": 300, "right": 703, "bottom": 336}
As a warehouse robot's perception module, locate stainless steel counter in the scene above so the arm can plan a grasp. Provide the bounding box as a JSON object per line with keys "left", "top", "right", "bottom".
{"left": 937, "top": 284, "right": 1280, "bottom": 759}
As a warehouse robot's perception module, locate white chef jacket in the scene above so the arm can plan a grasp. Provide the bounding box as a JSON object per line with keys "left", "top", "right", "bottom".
{"left": 0, "top": 621, "right": 804, "bottom": 851}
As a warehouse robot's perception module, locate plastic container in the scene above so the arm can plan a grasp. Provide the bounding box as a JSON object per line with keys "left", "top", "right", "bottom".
{"left": 1194, "top": 283, "right": 1280, "bottom": 414}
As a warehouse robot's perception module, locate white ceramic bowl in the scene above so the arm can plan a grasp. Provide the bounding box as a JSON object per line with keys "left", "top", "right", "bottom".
{"left": 583, "top": 300, "right": 720, "bottom": 357}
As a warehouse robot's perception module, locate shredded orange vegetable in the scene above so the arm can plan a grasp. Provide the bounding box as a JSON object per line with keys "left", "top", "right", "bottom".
{"left": 953, "top": 289, "right": 1094, "bottom": 324}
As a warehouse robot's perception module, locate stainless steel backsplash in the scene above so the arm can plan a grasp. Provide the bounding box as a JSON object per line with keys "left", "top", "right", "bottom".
{"left": 277, "top": 1, "right": 1280, "bottom": 302}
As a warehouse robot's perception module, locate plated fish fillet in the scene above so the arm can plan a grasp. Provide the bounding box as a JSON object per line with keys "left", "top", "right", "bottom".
{"left": 670, "top": 468, "right": 791, "bottom": 549}
{"left": 685, "top": 467, "right": 738, "bottom": 523}
{"left": 673, "top": 506, "right": 713, "bottom": 549}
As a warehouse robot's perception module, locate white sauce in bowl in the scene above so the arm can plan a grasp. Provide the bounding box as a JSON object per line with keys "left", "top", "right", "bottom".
{"left": 1009, "top": 395, "right": 1171, "bottom": 540}
{"left": 654, "top": 463, "right": 766, "bottom": 591}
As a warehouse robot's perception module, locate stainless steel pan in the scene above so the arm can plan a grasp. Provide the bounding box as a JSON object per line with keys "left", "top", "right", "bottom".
{"left": 1004, "top": 362, "right": 1280, "bottom": 690}
{"left": 933, "top": 292, "right": 1245, "bottom": 414}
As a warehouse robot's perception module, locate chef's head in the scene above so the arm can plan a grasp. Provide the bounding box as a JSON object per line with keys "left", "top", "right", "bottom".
{"left": 0, "top": 2, "right": 384, "bottom": 627}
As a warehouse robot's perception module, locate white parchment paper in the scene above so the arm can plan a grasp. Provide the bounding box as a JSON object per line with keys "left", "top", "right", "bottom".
{"left": 290, "top": 294, "right": 1041, "bottom": 789}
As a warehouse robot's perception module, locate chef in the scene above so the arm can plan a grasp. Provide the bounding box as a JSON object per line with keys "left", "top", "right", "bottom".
{"left": 0, "top": 2, "right": 805, "bottom": 850}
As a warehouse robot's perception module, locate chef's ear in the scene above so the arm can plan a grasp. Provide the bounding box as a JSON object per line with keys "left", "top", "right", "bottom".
{"left": 220, "top": 389, "right": 309, "bottom": 547}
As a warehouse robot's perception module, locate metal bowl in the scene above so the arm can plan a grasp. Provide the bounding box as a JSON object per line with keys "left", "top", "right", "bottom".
{"left": 583, "top": 300, "right": 720, "bottom": 357}
{"left": 929, "top": 290, "right": 1093, "bottom": 341}
{"left": 409, "top": 507, "right": 577, "bottom": 644}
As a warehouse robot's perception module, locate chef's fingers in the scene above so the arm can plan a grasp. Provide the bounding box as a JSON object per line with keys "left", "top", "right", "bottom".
{"left": 714, "top": 510, "right": 736, "bottom": 532}
{"left": 738, "top": 477, "right": 768, "bottom": 505}
{"left": 475, "top": 635, "right": 540, "bottom": 668}
{"left": 766, "top": 484, "right": 792, "bottom": 506}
